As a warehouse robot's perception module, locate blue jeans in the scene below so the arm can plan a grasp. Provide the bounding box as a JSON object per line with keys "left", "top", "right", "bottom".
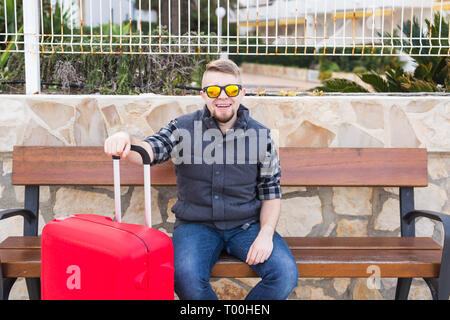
{"left": 173, "top": 222, "right": 299, "bottom": 300}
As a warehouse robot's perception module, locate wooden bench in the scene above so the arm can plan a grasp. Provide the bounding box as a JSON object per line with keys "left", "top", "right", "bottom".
{"left": 1, "top": 146, "right": 449, "bottom": 300}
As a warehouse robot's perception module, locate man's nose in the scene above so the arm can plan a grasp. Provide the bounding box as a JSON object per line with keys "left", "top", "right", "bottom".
{"left": 217, "top": 88, "right": 228, "bottom": 99}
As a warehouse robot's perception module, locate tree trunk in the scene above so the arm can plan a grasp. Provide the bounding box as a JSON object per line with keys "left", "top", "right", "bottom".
{"left": 161, "top": 0, "right": 189, "bottom": 35}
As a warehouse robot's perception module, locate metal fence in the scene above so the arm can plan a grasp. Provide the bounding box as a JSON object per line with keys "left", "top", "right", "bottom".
{"left": 1, "top": 0, "right": 450, "bottom": 56}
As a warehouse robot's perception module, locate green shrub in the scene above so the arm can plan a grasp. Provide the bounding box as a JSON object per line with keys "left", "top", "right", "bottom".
{"left": 318, "top": 70, "right": 333, "bottom": 81}
{"left": 313, "top": 13, "right": 449, "bottom": 93}
{"left": 352, "top": 66, "right": 367, "bottom": 75}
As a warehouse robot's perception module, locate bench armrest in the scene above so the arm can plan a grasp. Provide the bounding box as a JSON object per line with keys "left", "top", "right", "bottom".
{"left": 404, "top": 210, "right": 450, "bottom": 299}
{"left": 403, "top": 210, "right": 450, "bottom": 237}
{"left": 0, "top": 209, "right": 35, "bottom": 222}
{"left": 0, "top": 209, "right": 37, "bottom": 236}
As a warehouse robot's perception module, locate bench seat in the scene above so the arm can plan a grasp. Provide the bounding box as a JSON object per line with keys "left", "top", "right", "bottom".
{"left": 1, "top": 236, "right": 442, "bottom": 279}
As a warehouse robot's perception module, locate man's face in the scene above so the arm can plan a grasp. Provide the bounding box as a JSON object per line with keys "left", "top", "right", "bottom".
{"left": 200, "top": 71, "right": 245, "bottom": 124}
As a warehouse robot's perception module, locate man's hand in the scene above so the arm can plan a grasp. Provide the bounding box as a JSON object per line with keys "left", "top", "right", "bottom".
{"left": 104, "top": 131, "right": 132, "bottom": 159}
{"left": 246, "top": 198, "right": 281, "bottom": 265}
{"left": 246, "top": 226, "right": 274, "bottom": 265}
{"left": 104, "top": 132, "right": 154, "bottom": 166}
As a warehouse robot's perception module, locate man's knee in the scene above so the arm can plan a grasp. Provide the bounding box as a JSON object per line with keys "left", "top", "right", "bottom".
{"left": 263, "top": 258, "right": 299, "bottom": 298}
{"left": 284, "top": 261, "right": 299, "bottom": 293}
{"left": 174, "top": 259, "right": 215, "bottom": 299}
{"left": 175, "top": 257, "right": 208, "bottom": 285}
{"left": 276, "top": 260, "right": 299, "bottom": 288}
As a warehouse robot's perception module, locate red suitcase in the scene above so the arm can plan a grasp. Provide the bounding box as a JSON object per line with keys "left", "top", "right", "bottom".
{"left": 41, "top": 145, "right": 174, "bottom": 300}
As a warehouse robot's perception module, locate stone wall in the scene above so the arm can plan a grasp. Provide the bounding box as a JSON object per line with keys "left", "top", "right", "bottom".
{"left": 0, "top": 94, "right": 448, "bottom": 300}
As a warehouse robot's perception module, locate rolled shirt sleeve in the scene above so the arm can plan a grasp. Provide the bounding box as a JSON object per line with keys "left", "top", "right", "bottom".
{"left": 257, "top": 133, "right": 282, "bottom": 200}
{"left": 144, "top": 119, "right": 179, "bottom": 166}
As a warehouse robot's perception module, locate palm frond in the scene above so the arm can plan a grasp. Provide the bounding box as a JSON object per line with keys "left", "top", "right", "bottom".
{"left": 312, "top": 78, "right": 369, "bottom": 93}
{"left": 359, "top": 72, "right": 390, "bottom": 92}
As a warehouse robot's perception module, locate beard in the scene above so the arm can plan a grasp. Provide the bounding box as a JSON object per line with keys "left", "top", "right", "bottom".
{"left": 212, "top": 108, "right": 236, "bottom": 124}
{"left": 214, "top": 113, "right": 235, "bottom": 123}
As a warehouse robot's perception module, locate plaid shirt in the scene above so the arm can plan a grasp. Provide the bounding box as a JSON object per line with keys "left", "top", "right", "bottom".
{"left": 145, "top": 118, "right": 282, "bottom": 201}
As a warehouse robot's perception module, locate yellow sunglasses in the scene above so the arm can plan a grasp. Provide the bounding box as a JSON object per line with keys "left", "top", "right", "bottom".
{"left": 202, "top": 84, "right": 242, "bottom": 98}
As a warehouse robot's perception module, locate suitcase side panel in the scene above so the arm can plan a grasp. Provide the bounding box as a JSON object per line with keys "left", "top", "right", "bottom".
{"left": 74, "top": 214, "right": 175, "bottom": 299}
{"left": 140, "top": 228, "right": 175, "bottom": 300}
{"left": 42, "top": 217, "right": 150, "bottom": 300}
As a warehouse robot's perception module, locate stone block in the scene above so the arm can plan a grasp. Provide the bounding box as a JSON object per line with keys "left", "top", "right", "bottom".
{"left": 336, "top": 218, "right": 368, "bottom": 237}
{"left": 352, "top": 279, "right": 384, "bottom": 300}
{"left": 146, "top": 101, "right": 183, "bottom": 132}
{"left": 53, "top": 187, "right": 115, "bottom": 218}
{"left": 337, "top": 123, "right": 384, "bottom": 147}
{"left": 352, "top": 100, "right": 384, "bottom": 129}
{"left": 375, "top": 198, "right": 400, "bottom": 232}
{"left": 28, "top": 100, "right": 75, "bottom": 130}
{"left": 389, "top": 105, "right": 420, "bottom": 147}
{"left": 286, "top": 120, "right": 335, "bottom": 147}
{"left": 75, "top": 98, "right": 107, "bottom": 146}
{"left": 166, "top": 197, "right": 177, "bottom": 223}
{"left": 333, "top": 278, "right": 351, "bottom": 295}
{"left": 333, "top": 187, "right": 372, "bottom": 216}
{"left": 211, "top": 279, "right": 248, "bottom": 300}
{"left": 415, "top": 183, "right": 447, "bottom": 212}
{"left": 428, "top": 156, "right": 449, "bottom": 180}
{"left": 123, "top": 187, "right": 162, "bottom": 226}
{"left": 23, "top": 119, "right": 65, "bottom": 146}
{"left": 278, "top": 196, "right": 323, "bottom": 236}
{"left": 101, "top": 104, "right": 122, "bottom": 128}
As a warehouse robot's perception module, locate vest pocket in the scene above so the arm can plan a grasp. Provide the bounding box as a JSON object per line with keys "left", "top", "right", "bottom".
{"left": 171, "top": 200, "right": 188, "bottom": 218}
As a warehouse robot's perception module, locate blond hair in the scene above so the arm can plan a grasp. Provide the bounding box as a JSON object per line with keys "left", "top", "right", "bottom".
{"left": 202, "top": 59, "right": 241, "bottom": 86}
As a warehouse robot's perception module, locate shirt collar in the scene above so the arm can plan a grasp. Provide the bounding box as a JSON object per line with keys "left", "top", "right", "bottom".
{"left": 201, "top": 104, "right": 249, "bottom": 130}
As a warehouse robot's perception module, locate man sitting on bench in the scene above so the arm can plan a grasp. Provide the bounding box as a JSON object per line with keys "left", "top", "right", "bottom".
{"left": 104, "top": 59, "right": 298, "bottom": 300}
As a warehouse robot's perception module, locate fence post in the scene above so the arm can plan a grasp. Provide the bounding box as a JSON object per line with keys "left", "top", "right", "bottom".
{"left": 23, "top": 0, "right": 41, "bottom": 94}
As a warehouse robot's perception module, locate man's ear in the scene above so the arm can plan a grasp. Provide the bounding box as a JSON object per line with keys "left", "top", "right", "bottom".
{"left": 200, "top": 90, "right": 208, "bottom": 102}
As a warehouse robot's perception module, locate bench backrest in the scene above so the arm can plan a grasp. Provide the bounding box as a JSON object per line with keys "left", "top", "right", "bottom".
{"left": 12, "top": 146, "right": 428, "bottom": 187}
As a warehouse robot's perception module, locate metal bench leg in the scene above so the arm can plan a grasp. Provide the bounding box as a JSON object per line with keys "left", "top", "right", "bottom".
{"left": 395, "top": 278, "right": 412, "bottom": 300}
{"left": 437, "top": 269, "right": 450, "bottom": 300}
{"left": 424, "top": 277, "right": 450, "bottom": 300}
{"left": 26, "top": 278, "right": 41, "bottom": 300}
{"left": 0, "top": 274, "right": 40, "bottom": 300}
{"left": 402, "top": 209, "right": 450, "bottom": 300}
{"left": 424, "top": 278, "right": 439, "bottom": 300}
{"left": 1, "top": 278, "right": 17, "bottom": 300}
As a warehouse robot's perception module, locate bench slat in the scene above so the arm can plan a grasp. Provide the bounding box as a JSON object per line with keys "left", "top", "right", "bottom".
{"left": 0, "top": 236, "right": 41, "bottom": 249}
{"left": 0, "top": 249, "right": 41, "bottom": 278}
{"left": 1, "top": 249, "right": 440, "bottom": 279}
{"left": 280, "top": 147, "right": 427, "bottom": 187}
{"left": 12, "top": 146, "right": 428, "bottom": 187}
{"left": 212, "top": 249, "right": 441, "bottom": 278}
{"left": 2, "top": 236, "right": 439, "bottom": 250}
{"left": 1, "top": 236, "right": 441, "bottom": 279}
{"left": 285, "top": 237, "right": 441, "bottom": 250}
{"left": 12, "top": 146, "right": 176, "bottom": 186}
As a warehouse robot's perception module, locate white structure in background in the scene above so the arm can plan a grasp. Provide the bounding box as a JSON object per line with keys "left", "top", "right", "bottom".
{"left": 232, "top": 0, "right": 449, "bottom": 48}
{"left": 59, "top": 0, "right": 157, "bottom": 27}
{"left": 216, "top": 6, "right": 228, "bottom": 59}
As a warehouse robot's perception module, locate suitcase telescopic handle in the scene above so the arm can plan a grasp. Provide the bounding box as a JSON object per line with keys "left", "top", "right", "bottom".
{"left": 112, "top": 145, "right": 152, "bottom": 228}
{"left": 111, "top": 145, "right": 150, "bottom": 163}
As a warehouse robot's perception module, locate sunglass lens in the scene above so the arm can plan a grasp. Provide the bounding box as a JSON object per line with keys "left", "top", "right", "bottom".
{"left": 225, "top": 85, "right": 240, "bottom": 97}
{"left": 206, "top": 86, "right": 221, "bottom": 98}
